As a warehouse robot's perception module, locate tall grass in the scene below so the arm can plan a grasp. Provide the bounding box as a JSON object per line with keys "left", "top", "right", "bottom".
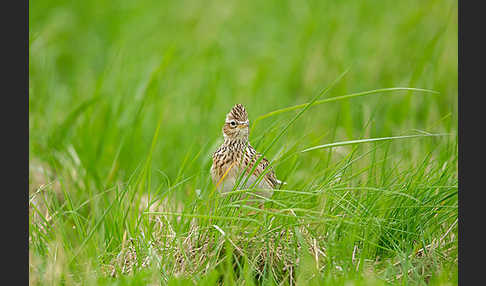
{"left": 29, "top": 0, "right": 457, "bottom": 285}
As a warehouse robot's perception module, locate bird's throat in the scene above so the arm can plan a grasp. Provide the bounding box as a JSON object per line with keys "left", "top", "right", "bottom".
{"left": 223, "top": 138, "right": 248, "bottom": 151}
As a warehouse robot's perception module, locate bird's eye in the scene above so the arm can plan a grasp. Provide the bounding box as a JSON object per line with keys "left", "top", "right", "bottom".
{"left": 230, "top": 121, "right": 236, "bottom": 127}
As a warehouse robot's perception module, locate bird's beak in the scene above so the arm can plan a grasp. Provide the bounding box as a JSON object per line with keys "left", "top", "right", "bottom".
{"left": 237, "top": 123, "right": 249, "bottom": 128}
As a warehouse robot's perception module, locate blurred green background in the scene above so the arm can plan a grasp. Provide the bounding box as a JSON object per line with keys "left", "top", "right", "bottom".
{"left": 29, "top": 0, "right": 457, "bottom": 284}
{"left": 29, "top": 0, "right": 457, "bottom": 180}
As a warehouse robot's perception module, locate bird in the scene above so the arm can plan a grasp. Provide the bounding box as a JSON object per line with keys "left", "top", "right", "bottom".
{"left": 210, "top": 104, "right": 283, "bottom": 201}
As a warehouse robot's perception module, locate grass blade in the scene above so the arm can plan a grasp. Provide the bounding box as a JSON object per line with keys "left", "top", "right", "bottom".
{"left": 301, "top": 133, "right": 451, "bottom": 153}
{"left": 251, "top": 87, "right": 439, "bottom": 133}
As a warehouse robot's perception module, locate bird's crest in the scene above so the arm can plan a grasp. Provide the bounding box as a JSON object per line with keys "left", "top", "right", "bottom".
{"left": 226, "top": 104, "right": 248, "bottom": 122}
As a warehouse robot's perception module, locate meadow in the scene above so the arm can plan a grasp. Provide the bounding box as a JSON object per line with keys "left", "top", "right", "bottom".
{"left": 29, "top": 0, "right": 458, "bottom": 285}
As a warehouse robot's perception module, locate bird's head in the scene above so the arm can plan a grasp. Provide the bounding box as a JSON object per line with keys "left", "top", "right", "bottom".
{"left": 222, "top": 104, "right": 249, "bottom": 140}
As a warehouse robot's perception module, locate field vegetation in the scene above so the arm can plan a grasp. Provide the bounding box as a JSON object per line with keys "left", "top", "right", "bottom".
{"left": 29, "top": 0, "right": 457, "bottom": 284}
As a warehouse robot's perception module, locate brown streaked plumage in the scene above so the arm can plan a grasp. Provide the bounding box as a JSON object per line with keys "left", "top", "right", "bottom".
{"left": 210, "top": 104, "right": 283, "bottom": 200}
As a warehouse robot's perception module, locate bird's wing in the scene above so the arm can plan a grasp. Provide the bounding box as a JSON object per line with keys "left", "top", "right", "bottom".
{"left": 245, "top": 145, "right": 282, "bottom": 189}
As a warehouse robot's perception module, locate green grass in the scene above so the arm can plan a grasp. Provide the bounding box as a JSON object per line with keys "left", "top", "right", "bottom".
{"left": 29, "top": 0, "right": 457, "bottom": 285}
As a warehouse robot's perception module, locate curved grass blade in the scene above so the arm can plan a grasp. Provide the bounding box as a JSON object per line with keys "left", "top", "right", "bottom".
{"left": 300, "top": 133, "right": 451, "bottom": 153}
{"left": 251, "top": 87, "right": 439, "bottom": 133}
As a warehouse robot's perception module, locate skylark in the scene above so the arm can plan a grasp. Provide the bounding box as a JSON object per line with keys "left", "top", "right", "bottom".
{"left": 210, "top": 104, "right": 283, "bottom": 200}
